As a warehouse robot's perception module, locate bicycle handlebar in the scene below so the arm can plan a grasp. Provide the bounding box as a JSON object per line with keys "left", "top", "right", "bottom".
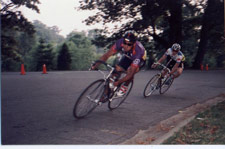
{"left": 90, "top": 60, "right": 114, "bottom": 71}
{"left": 153, "top": 62, "right": 171, "bottom": 73}
{"left": 90, "top": 60, "right": 117, "bottom": 80}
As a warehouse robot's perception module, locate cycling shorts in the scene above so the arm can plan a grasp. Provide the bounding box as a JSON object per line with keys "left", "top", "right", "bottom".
{"left": 118, "top": 55, "right": 145, "bottom": 71}
{"left": 167, "top": 59, "right": 184, "bottom": 70}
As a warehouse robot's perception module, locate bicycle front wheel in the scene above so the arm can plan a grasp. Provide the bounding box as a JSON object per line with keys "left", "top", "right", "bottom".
{"left": 73, "top": 79, "right": 105, "bottom": 119}
{"left": 159, "top": 77, "right": 174, "bottom": 94}
{"left": 108, "top": 80, "right": 133, "bottom": 110}
{"left": 143, "top": 74, "right": 160, "bottom": 98}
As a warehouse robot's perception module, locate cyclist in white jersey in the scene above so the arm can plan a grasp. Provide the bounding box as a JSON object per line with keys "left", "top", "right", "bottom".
{"left": 152, "top": 43, "right": 185, "bottom": 82}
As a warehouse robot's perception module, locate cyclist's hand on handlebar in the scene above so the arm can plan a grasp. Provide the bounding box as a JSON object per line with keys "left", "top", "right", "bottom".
{"left": 91, "top": 65, "right": 98, "bottom": 71}
{"left": 90, "top": 62, "right": 98, "bottom": 70}
{"left": 90, "top": 66, "right": 95, "bottom": 70}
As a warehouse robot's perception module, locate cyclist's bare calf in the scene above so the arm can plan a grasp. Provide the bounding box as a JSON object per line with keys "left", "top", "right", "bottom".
{"left": 160, "top": 64, "right": 183, "bottom": 80}
{"left": 113, "top": 65, "right": 138, "bottom": 86}
{"left": 173, "top": 67, "right": 183, "bottom": 78}
{"left": 124, "top": 65, "right": 139, "bottom": 86}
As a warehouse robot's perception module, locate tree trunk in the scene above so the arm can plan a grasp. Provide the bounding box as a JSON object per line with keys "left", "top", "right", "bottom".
{"left": 192, "top": 24, "right": 210, "bottom": 69}
{"left": 148, "top": 0, "right": 182, "bottom": 49}
{"left": 168, "top": 0, "right": 182, "bottom": 46}
{"left": 192, "top": 0, "right": 215, "bottom": 69}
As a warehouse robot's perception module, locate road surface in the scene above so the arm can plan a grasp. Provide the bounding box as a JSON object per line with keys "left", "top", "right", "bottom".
{"left": 2, "top": 70, "right": 225, "bottom": 144}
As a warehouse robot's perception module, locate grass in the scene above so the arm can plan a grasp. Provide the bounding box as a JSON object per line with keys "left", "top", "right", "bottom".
{"left": 163, "top": 100, "right": 225, "bottom": 144}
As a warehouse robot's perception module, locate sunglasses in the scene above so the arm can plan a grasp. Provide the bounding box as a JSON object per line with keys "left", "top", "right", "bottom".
{"left": 123, "top": 41, "right": 133, "bottom": 46}
{"left": 172, "top": 49, "right": 179, "bottom": 52}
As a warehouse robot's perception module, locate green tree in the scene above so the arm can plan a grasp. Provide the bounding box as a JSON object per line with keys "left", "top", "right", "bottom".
{"left": 78, "top": 0, "right": 183, "bottom": 47}
{"left": 78, "top": 0, "right": 224, "bottom": 69}
{"left": 35, "top": 39, "right": 54, "bottom": 71}
{"left": 1, "top": 0, "right": 40, "bottom": 71}
{"left": 57, "top": 43, "right": 72, "bottom": 70}
{"left": 77, "top": 0, "right": 185, "bottom": 70}
{"left": 33, "top": 20, "right": 65, "bottom": 44}
{"left": 65, "top": 31, "right": 97, "bottom": 70}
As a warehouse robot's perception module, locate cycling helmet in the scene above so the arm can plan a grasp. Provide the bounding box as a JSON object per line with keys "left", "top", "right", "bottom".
{"left": 171, "top": 43, "right": 181, "bottom": 52}
{"left": 124, "top": 30, "right": 136, "bottom": 44}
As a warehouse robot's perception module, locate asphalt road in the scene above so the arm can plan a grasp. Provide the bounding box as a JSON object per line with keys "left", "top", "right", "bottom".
{"left": 1, "top": 70, "right": 225, "bottom": 144}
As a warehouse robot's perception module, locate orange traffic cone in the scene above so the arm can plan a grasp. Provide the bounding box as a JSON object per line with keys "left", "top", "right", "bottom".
{"left": 205, "top": 64, "right": 209, "bottom": 71}
{"left": 200, "top": 64, "right": 204, "bottom": 71}
{"left": 20, "top": 64, "right": 26, "bottom": 75}
{"left": 42, "top": 64, "right": 47, "bottom": 74}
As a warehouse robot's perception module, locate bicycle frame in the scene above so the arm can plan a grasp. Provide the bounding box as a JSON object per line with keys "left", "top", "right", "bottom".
{"left": 153, "top": 62, "right": 171, "bottom": 77}
{"left": 73, "top": 60, "right": 134, "bottom": 119}
{"left": 143, "top": 62, "right": 174, "bottom": 97}
{"left": 97, "top": 65, "right": 114, "bottom": 81}
{"left": 90, "top": 60, "right": 123, "bottom": 103}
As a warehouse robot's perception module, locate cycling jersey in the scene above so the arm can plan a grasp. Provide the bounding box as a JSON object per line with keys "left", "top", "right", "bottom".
{"left": 165, "top": 48, "right": 185, "bottom": 63}
{"left": 111, "top": 38, "right": 146, "bottom": 68}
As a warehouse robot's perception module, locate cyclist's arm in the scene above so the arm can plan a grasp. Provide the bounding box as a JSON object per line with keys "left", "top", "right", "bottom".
{"left": 157, "top": 54, "right": 167, "bottom": 64}
{"left": 152, "top": 54, "right": 167, "bottom": 68}
{"left": 92, "top": 47, "right": 116, "bottom": 69}
{"left": 99, "top": 47, "right": 116, "bottom": 62}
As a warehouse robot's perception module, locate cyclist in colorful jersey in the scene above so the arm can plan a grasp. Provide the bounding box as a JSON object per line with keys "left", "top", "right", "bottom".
{"left": 152, "top": 43, "right": 185, "bottom": 83}
{"left": 92, "top": 30, "right": 146, "bottom": 96}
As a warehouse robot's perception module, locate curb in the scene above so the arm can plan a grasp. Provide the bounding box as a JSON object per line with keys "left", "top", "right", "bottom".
{"left": 121, "top": 94, "right": 225, "bottom": 144}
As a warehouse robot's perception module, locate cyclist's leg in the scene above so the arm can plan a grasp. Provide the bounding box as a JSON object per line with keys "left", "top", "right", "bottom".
{"left": 123, "top": 67, "right": 137, "bottom": 86}
{"left": 116, "top": 66, "right": 136, "bottom": 96}
{"left": 163, "top": 60, "right": 175, "bottom": 85}
{"left": 164, "top": 59, "right": 175, "bottom": 77}
{"left": 114, "top": 56, "right": 133, "bottom": 84}
{"left": 123, "top": 78, "right": 132, "bottom": 86}
{"left": 123, "top": 58, "right": 147, "bottom": 86}
{"left": 115, "top": 56, "right": 140, "bottom": 87}
{"left": 124, "top": 59, "right": 144, "bottom": 84}
{"left": 113, "top": 56, "right": 132, "bottom": 80}
{"left": 115, "top": 64, "right": 125, "bottom": 73}
{"left": 173, "top": 63, "right": 184, "bottom": 79}
{"left": 161, "top": 69, "right": 169, "bottom": 77}
{"left": 114, "top": 65, "right": 131, "bottom": 85}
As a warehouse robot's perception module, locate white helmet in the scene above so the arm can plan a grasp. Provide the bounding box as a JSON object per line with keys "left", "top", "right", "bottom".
{"left": 172, "top": 43, "right": 181, "bottom": 52}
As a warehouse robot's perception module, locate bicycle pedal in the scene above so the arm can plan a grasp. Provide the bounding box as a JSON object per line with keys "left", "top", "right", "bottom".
{"left": 94, "top": 99, "right": 99, "bottom": 103}
{"left": 97, "top": 101, "right": 102, "bottom": 106}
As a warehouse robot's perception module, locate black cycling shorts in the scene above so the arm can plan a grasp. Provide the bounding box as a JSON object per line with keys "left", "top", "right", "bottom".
{"left": 118, "top": 55, "right": 133, "bottom": 71}
{"left": 118, "top": 55, "right": 146, "bottom": 71}
{"left": 167, "top": 59, "right": 184, "bottom": 70}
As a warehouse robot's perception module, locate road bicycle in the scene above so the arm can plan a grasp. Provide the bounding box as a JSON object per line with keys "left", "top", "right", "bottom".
{"left": 73, "top": 60, "right": 133, "bottom": 119}
{"left": 143, "top": 62, "right": 174, "bottom": 97}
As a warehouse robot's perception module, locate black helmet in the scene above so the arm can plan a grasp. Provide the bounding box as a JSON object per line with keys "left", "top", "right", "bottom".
{"left": 124, "top": 30, "right": 136, "bottom": 44}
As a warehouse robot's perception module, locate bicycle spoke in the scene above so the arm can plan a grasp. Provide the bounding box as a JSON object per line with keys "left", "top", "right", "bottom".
{"left": 143, "top": 75, "right": 160, "bottom": 97}
{"left": 108, "top": 81, "right": 133, "bottom": 110}
{"left": 88, "top": 82, "right": 105, "bottom": 103}
{"left": 73, "top": 79, "right": 105, "bottom": 119}
{"left": 160, "top": 77, "right": 174, "bottom": 94}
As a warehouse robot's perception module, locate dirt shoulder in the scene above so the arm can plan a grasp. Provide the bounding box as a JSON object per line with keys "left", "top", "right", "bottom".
{"left": 121, "top": 94, "right": 225, "bottom": 144}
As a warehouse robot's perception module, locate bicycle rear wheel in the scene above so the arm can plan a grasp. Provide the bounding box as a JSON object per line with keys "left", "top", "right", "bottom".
{"left": 108, "top": 80, "right": 133, "bottom": 110}
{"left": 159, "top": 77, "right": 174, "bottom": 94}
{"left": 143, "top": 74, "right": 160, "bottom": 98}
{"left": 73, "top": 79, "right": 105, "bottom": 119}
